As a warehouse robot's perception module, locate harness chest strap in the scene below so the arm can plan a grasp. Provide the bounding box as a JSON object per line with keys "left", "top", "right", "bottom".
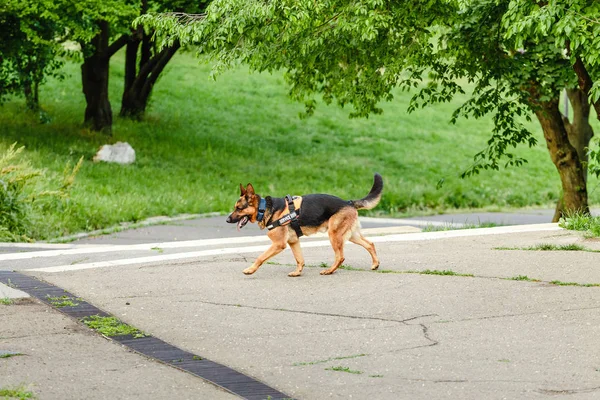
{"left": 266, "top": 195, "right": 304, "bottom": 237}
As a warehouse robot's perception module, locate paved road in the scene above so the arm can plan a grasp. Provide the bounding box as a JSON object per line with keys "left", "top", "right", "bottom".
{"left": 37, "top": 209, "right": 581, "bottom": 246}
{"left": 2, "top": 213, "right": 600, "bottom": 399}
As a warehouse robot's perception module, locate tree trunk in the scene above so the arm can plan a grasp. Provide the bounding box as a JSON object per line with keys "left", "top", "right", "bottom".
{"left": 121, "top": 34, "right": 141, "bottom": 118}
{"left": 23, "top": 80, "right": 38, "bottom": 111}
{"left": 80, "top": 21, "right": 129, "bottom": 134}
{"left": 534, "top": 98, "right": 589, "bottom": 221}
{"left": 120, "top": 39, "right": 180, "bottom": 119}
{"left": 81, "top": 21, "right": 113, "bottom": 134}
{"left": 563, "top": 88, "right": 594, "bottom": 179}
{"left": 20, "top": 53, "right": 40, "bottom": 112}
{"left": 554, "top": 88, "right": 595, "bottom": 219}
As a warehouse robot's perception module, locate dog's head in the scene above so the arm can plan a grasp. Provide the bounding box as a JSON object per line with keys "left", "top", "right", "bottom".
{"left": 226, "top": 183, "right": 259, "bottom": 230}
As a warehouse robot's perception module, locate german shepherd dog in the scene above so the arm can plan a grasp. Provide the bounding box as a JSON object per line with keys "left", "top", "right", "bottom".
{"left": 226, "top": 173, "right": 383, "bottom": 276}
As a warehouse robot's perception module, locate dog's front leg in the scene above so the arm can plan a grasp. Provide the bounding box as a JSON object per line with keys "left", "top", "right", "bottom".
{"left": 243, "top": 228, "right": 288, "bottom": 275}
{"left": 243, "top": 243, "right": 287, "bottom": 275}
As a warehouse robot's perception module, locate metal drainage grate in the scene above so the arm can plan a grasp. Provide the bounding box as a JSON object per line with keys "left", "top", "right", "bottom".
{"left": 0, "top": 270, "right": 293, "bottom": 400}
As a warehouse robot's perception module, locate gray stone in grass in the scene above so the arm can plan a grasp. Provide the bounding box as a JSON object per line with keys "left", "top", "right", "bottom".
{"left": 93, "top": 142, "right": 136, "bottom": 164}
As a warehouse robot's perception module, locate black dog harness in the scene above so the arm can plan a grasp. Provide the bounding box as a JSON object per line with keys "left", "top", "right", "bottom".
{"left": 265, "top": 195, "right": 303, "bottom": 238}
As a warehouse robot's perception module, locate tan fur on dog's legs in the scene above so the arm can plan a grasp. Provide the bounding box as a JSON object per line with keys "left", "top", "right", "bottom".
{"left": 243, "top": 228, "right": 288, "bottom": 275}
{"left": 320, "top": 234, "right": 345, "bottom": 275}
{"left": 349, "top": 231, "right": 380, "bottom": 270}
{"left": 243, "top": 243, "right": 286, "bottom": 275}
{"left": 288, "top": 241, "right": 305, "bottom": 277}
{"left": 320, "top": 208, "right": 357, "bottom": 275}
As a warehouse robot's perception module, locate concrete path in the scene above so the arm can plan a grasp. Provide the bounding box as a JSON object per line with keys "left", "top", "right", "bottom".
{"left": 1, "top": 299, "right": 236, "bottom": 400}
{"left": 2, "top": 212, "right": 600, "bottom": 399}
{"left": 42, "top": 208, "right": 596, "bottom": 245}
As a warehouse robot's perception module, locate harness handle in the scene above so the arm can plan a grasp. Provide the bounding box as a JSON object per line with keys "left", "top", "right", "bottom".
{"left": 285, "top": 195, "right": 304, "bottom": 238}
{"left": 266, "top": 195, "right": 304, "bottom": 238}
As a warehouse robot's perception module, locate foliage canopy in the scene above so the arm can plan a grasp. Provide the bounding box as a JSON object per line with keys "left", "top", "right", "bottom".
{"left": 138, "top": 1, "right": 598, "bottom": 175}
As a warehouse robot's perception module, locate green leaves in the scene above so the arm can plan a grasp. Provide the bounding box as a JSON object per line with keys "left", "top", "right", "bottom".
{"left": 138, "top": 0, "right": 600, "bottom": 182}
{"left": 139, "top": 0, "right": 453, "bottom": 118}
{"left": 588, "top": 138, "right": 600, "bottom": 180}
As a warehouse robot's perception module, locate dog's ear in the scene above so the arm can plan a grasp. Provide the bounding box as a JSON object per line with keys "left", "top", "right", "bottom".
{"left": 239, "top": 183, "right": 246, "bottom": 196}
{"left": 246, "top": 183, "right": 255, "bottom": 196}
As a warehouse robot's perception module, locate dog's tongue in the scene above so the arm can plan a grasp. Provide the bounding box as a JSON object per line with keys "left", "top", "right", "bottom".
{"left": 237, "top": 216, "right": 249, "bottom": 231}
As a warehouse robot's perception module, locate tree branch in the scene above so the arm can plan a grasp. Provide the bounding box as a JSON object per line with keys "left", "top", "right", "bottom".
{"left": 163, "top": 12, "right": 207, "bottom": 26}
{"left": 105, "top": 34, "right": 130, "bottom": 59}
{"left": 140, "top": 41, "right": 181, "bottom": 100}
{"left": 124, "top": 38, "right": 140, "bottom": 92}
{"left": 572, "top": 55, "right": 600, "bottom": 121}
{"left": 566, "top": 40, "right": 600, "bottom": 121}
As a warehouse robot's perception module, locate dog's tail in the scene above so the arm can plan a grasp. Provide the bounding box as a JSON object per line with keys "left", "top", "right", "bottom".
{"left": 350, "top": 173, "right": 383, "bottom": 210}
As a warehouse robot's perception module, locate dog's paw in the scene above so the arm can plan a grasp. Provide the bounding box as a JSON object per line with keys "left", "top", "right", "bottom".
{"left": 371, "top": 264, "right": 380, "bottom": 270}
{"left": 288, "top": 271, "right": 302, "bottom": 277}
{"left": 320, "top": 269, "right": 333, "bottom": 275}
{"left": 242, "top": 268, "right": 255, "bottom": 275}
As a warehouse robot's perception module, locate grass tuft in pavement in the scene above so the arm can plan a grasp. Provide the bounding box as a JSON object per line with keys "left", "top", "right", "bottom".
{"left": 309, "top": 261, "right": 600, "bottom": 286}
{"left": 46, "top": 295, "right": 80, "bottom": 308}
{"left": 559, "top": 212, "right": 600, "bottom": 238}
{"left": 0, "top": 385, "right": 36, "bottom": 399}
{"left": 82, "top": 315, "right": 148, "bottom": 338}
{"left": 495, "top": 243, "right": 598, "bottom": 252}
{"left": 0, "top": 352, "right": 24, "bottom": 359}
{"left": 508, "top": 275, "right": 541, "bottom": 282}
{"left": 325, "top": 366, "right": 363, "bottom": 374}
{"left": 1, "top": 297, "right": 14, "bottom": 305}
{"left": 330, "top": 263, "right": 474, "bottom": 277}
{"left": 549, "top": 280, "right": 600, "bottom": 287}
{"left": 416, "top": 269, "right": 474, "bottom": 277}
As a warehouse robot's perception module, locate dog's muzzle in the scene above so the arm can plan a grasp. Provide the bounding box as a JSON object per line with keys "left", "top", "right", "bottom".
{"left": 226, "top": 214, "right": 249, "bottom": 231}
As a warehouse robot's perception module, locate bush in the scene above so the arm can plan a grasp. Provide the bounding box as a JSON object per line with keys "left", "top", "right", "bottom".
{"left": 559, "top": 211, "right": 600, "bottom": 238}
{"left": 0, "top": 143, "right": 82, "bottom": 241}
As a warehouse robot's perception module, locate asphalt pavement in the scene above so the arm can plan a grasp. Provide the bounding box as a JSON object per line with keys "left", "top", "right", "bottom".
{"left": 2, "top": 210, "right": 600, "bottom": 399}
{"left": 44, "top": 208, "right": 569, "bottom": 245}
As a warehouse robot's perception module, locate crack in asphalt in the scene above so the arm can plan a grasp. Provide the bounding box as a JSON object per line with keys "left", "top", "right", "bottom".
{"left": 537, "top": 386, "right": 600, "bottom": 395}
{"left": 187, "top": 299, "right": 437, "bottom": 324}
{"left": 419, "top": 323, "right": 438, "bottom": 347}
{"left": 180, "top": 299, "right": 440, "bottom": 348}
{"left": 409, "top": 377, "right": 542, "bottom": 384}
{"left": 446, "top": 304, "right": 600, "bottom": 323}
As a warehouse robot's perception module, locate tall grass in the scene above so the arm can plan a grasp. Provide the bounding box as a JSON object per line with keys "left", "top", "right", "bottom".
{"left": 0, "top": 143, "right": 83, "bottom": 241}
{"left": 559, "top": 212, "right": 600, "bottom": 238}
{"left": 0, "top": 51, "right": 598, "bottom": 240}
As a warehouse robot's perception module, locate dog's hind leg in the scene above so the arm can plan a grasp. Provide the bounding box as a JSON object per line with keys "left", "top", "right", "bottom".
{"left": 287, "top": 240, "right": 305, "bottom": 277}
{"left": 320, "top": 233, "right": 345, "bottom": 275}
{"left": 320, "top": 208, "right": 355, "bottom": 275}
{"left": 349, "top": 230, "right": 380, "bottom": 270}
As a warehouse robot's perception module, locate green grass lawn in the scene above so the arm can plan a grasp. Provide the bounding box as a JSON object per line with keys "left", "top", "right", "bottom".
{"left": 1, "top": 51, "right": 599, "bottom": 240}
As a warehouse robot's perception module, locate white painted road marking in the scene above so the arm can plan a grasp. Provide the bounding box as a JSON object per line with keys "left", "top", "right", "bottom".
{"left": 27, "top": 224, "right": 561, "bottom": 273}
{"left": 360, "top": 216, "right": 466, "bottom": 227}
{"left": 0, "top": 226, "right": 419, "bottom": 261}
{"left": 0, "top": 236, "right": 271, "bottom": 261}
